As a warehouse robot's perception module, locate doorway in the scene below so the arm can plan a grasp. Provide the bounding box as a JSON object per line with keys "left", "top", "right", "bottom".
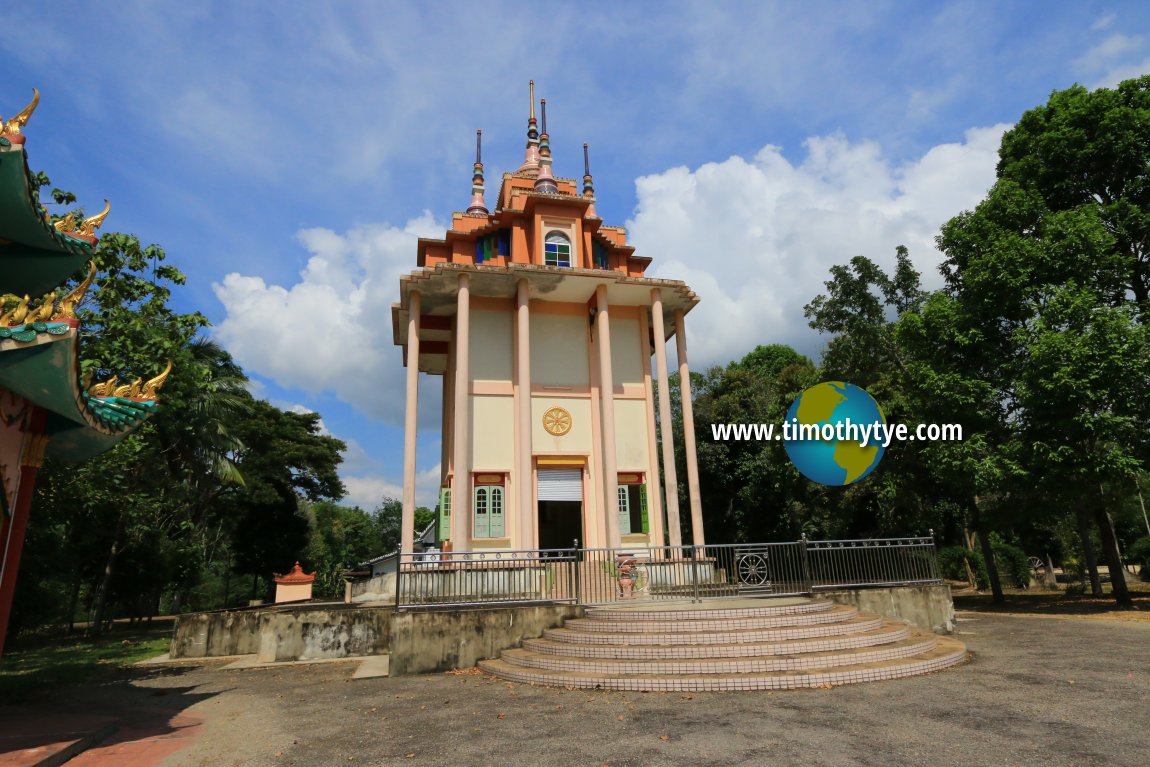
{"left": 537, "top": 467, "right": 583, "bottom": 551}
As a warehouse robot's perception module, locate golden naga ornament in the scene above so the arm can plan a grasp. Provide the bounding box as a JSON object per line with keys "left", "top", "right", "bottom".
{"left": 54, "top": 262, "right": 96, "bottom": 319}
{"left": 542, "top": 406, "right": 572, "bottom": 436}
{"left": 140, "top": 360, "right": 172, "bottom": 400}
{"left": 0, "top": 88, "right": 39, "bottom": 136}
{"left": 53, "top": 212, "right": 77, "bottom": 233}
{"left": 23, "top": 293, "right": 57, "bottom": 324}
{"left": 89, "top": 375, "right": 119, "bottom": 397}
{"left": 0, "top": 295, "right": 30, "bottom": 326}
{"left": 78, "top": 200, "right": 111, "bottom": 238}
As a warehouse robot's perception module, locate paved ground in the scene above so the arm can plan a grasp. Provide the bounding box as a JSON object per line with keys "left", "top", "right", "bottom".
{"left": 6, "top": 611, "right": 1149, "bottom": 767}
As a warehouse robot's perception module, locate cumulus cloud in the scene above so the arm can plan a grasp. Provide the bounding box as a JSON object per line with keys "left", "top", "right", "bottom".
{"left": 213, "top": 212, "right": 446, "bottom": 426}
{"left": 631, "top": 125, "right": 1009, "bottom": 367}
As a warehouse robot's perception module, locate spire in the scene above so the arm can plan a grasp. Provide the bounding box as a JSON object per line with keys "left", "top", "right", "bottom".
{"left": 582, "top": 143, "right": 597, "bottom": 217}
{"left": 517, "top": 80, "right": 540, "bottom": 174}
{"left": 533, "top": 98, "right": 559, "bottom": 194}
{"left": 466, "top": 129, "right": 489, "bottom": 215}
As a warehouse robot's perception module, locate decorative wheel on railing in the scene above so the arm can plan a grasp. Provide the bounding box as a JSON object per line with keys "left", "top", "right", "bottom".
{"left": 737, "top": 553, "right": 769, "bottom": 585}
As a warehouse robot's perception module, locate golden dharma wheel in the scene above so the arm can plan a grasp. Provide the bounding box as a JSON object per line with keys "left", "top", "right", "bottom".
{"left": 542, "top": 406, "right": 572, "bottom": 436}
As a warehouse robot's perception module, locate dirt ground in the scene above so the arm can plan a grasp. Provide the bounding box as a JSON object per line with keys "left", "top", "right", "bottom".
{"left": 13, "top": 609, "right": 1150, "bottom": 767}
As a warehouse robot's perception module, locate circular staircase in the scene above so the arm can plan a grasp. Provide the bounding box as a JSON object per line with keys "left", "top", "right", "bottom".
{"left": 478, "top": 597, "right": 968, "bottom": 691}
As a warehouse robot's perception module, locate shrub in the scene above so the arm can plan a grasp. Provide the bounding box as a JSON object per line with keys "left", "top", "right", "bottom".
{"left": 991, "top": 539, "right": 1032, "bottom": 588}
{"left": 937, "top": 546, "right": 989, "bottom": 589}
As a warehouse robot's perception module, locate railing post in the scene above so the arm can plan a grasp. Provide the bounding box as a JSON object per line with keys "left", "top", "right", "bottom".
{"left": 395, "top": 553, "right": 405, "bottom": 611}
{"left": 928, "top": 529, "right": 940, "bottom": 582}
{"left": 692, "top": 545, "right": 701, "bottom": 603}
{"left": 800, "top": 534, "right": 811, "bottom": 594}
{"left": 573, "top": 538, "right": 581, "bottom": 605}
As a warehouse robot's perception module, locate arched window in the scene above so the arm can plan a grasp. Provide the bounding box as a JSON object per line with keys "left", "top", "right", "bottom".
{"left": 473, "top": 485, "right": 505, "bottom": 538}
{"left": 544, "top": 232, "right": 572, "bottom": 267}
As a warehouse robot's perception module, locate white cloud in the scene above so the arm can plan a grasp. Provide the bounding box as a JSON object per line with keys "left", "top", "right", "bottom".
{"left": 1073, "top": 32, "right": 1150, "bottom": 88}
{"left": 213, "top": 212, "right": 446, "bottom": 426}
{"left": 341, "top": 464, "right": 441, "bottom": 510}
{"left": 631, "top": 125, "right": 1010, "bottom": 367}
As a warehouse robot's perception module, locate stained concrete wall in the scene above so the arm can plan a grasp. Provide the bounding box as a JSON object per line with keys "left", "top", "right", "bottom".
{"left": 822, "top": 583, "right": 955, "bottom": 634}
{"left": 170, "top": 610, "right": 262, "bottom": 658}
{"left": 256, "top": 607, "right": 392, "bottom": 662}
{"left": 389, "top": 604, "right": 583, "bottom": 676}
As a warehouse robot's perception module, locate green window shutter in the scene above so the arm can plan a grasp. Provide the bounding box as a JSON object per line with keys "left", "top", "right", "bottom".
{"left": 438, "top": 488, "right": 451, "bottom": 540}
{"left": 484, "top": 235, "right": 494, "bottom": 261}
{"left": 474, "top": 487, "right": 489, "bottom": 538}
{"left": 617, "top": 486, "right": 632, "bottom": 535}
{"left": 639, "top": 485, "right": 650, "bottom": 533}
{"left": 489, "top": 487, "right": 505, "bottom": 537}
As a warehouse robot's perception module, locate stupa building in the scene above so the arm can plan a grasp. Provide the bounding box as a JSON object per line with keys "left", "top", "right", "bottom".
{"left": 392, "top": 84, "right": 704, "bottom": 555}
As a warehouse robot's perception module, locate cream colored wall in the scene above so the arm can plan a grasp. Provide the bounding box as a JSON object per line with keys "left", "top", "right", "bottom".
{"left": 470, "top": 310, "right": 513, "bottom": 382}
{"left": 610, "top": 317, "right": 643, "bottom": 387}
{"left": 531, "top": 396, "right": 593, "bottom": 454}
{"left": 471, "top": 395, "right": 515, "bottom": 469}
{"left": 274, "top": 583, "right": 313, "bottom": 603}
{"left": 530, "top": 314, "right": 589, "bottom": 386}
{"left": 613, "top": 399, "right": 651, "bottom": 471}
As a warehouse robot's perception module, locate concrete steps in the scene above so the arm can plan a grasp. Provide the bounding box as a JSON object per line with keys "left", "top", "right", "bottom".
{"left": 479, "top": 597, "right": 967, "bottom": 691}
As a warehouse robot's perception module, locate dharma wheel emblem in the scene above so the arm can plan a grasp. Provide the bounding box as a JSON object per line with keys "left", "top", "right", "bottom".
{"left": 542, "top": 406, "right": 572, "bottom": 436}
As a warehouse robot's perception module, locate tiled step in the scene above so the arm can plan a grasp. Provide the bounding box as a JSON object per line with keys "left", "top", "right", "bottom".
{"left": 502, "top": 634, "right": 939, "bottom": 675}
{"left": 564, "top": 605, "right": 857, "bottom": 633}
{"left": 584, "top": 598, "right": 833, "bottom": 622}
{"left": 543, "top": 614, "right": 885, "bottom": 646}
{"left": 479, "top": 637, "right": 969, "bottom": 692}
{"left": 523, "top": 623, "right": 913, "bottom": 659}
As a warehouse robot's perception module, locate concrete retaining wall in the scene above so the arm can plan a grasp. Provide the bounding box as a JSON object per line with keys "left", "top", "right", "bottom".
{"left": 822, "top": 583, "right": 955, "bottom": 634}
{"left": 170, "top": 610, "right": 262, "bottom": 658}
{"left": 256, "top": 607, "right": 392, "bottom": 662}
{"left": 389, "top": 604, "right": 583, "bottom": 676}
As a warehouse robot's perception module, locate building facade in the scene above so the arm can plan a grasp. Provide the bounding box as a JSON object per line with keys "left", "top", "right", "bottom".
{"left": 392, "top": 84, "right": 705, "bottom": 555}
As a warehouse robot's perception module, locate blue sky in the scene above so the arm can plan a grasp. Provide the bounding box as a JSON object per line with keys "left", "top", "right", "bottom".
{"left": 3, "top": 1, "right": 1148, "bottom": 508}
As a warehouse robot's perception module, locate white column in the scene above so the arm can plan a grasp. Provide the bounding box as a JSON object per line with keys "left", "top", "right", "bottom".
{"left": 401, "top": 290, "right": 421, "bottom": 555}
{"left": 516, "top": 279, "right": 535, "bottom": 549}
{"left": 596, "top": 284, "right": 620, "bottom": 549}
{"left": 675, "top": 309, "right": 705, "bottom": 546}
{"left": 651, "top": 289, "right": 682, "bottom": 548}
{"left": 451, "top": 274, "right": 471, "bottom": 547}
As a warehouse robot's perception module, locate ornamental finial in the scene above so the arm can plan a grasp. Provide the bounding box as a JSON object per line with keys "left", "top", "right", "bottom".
{"left": 518, "top": 80, "right": 540, "bottom": 173}
{"left": 583, "top": 143, "right": 596, "bottom": 217}
{"left": 533, "top": 98, "right": 558, "bottom": 194}
{"left": 141, "top": 359, "right": 173, "bottom": 400}
{"left": 1, "top": 88, "right": 40, "bottom": 138}
{"left": 55, "top": 262, "right": 97, "bottom": 319}
{"left": 78, "top": 199, "right": 111, "bottom": 238}
{"left": 466, "top": 129, "right": 489, "bottom": 215}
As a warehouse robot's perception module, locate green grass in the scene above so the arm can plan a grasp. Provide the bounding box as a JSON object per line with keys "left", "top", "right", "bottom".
{"left": 0, "top": 624, "right": 171, "bottom": 701}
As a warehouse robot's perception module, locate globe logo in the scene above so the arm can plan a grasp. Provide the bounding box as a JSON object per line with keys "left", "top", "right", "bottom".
{"left": 783, "top": 381, "right": 886, "bottom": 486}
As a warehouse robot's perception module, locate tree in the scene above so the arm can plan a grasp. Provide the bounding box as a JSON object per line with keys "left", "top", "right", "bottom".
{"left": 935, "top": 76, "right": 1150, "bottom": 606}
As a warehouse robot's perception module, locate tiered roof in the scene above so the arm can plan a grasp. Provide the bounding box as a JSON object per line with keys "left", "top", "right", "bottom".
{"left": 0, "top": 90, "right": 168, "bottom": 462}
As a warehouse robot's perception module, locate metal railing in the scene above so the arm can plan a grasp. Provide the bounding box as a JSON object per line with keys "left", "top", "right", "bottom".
{"left": 393, "top": 535, "right": 941, "bottom": 609}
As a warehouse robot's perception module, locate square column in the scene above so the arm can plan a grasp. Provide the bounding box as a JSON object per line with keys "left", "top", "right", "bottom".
{"left": 675, "top": 309, "right": 705, "bottom": 546}
{"left": 650, "top": 289, "right": 682, "bottom": 548}
{"left": 596, "top": 284, "right": 621, "bottom": 549}
{"left": 401, "top": 290, "right": 421, "bottom": 555}
{"left": 451, "top": 273, "right": 471, "bottom": 546}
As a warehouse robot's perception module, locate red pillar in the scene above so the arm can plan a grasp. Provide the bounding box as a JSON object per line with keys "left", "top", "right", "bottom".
{"left": 0, "top": 409, "right": 48, "bottom": 657}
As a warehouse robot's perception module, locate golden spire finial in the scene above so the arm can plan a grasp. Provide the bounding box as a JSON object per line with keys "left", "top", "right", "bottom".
{"left": 529, "top": 80, "right": 535, "bottom": 120}
{"left": 78, "top": 199, "right": 111, "bottom": 238}
{"left": 54, "top": 262, "right": 97, "bottom": 319}
{"left": 141, "top": 360, "right": 173, "bottom": 400}
{"left": 1, "top": 88, "right": 39, "bottom": 136}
